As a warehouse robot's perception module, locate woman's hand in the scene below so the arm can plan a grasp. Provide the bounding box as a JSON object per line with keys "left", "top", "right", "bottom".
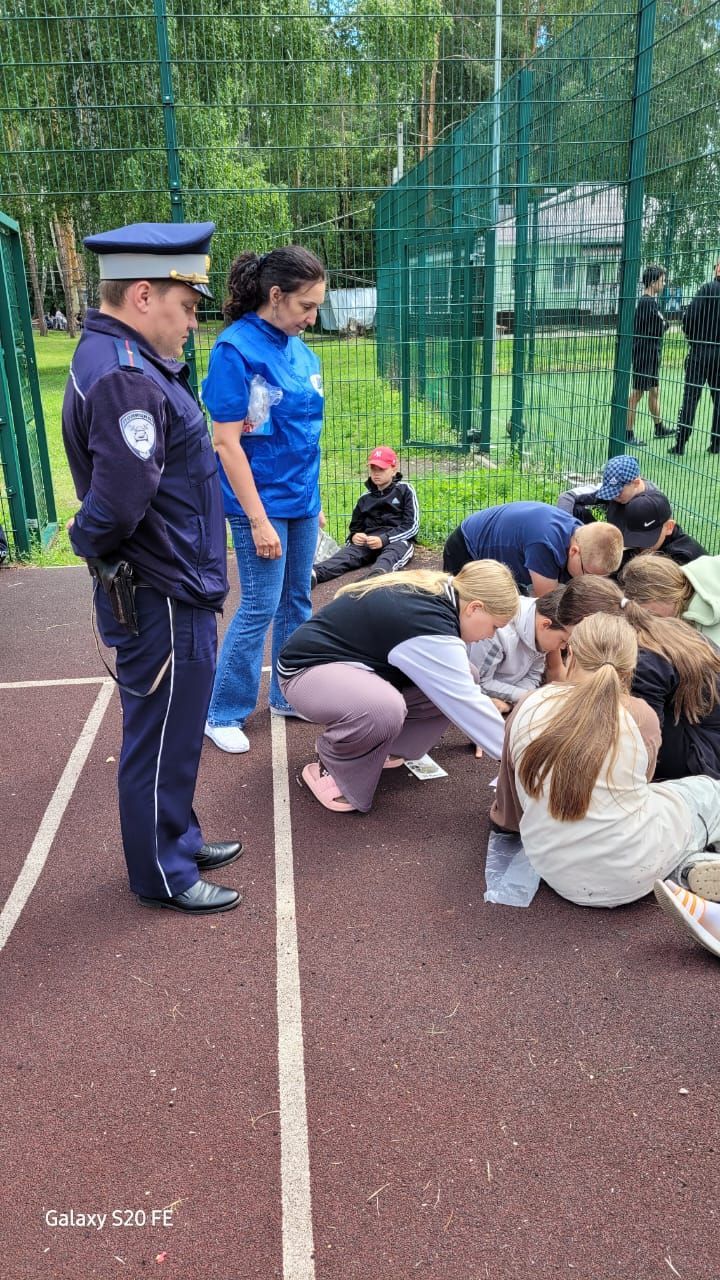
{"left": 252, "top": 517, "right": 283, "bottom": 560}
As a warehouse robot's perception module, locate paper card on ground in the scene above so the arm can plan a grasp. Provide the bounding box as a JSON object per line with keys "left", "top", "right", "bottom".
{"left": 404, "top": 754, "right": 448, "bottom": 780}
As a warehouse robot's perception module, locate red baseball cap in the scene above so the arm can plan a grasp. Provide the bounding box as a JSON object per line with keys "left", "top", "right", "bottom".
{"left": 368, "top": 446, "right": 398, "bottom": 468}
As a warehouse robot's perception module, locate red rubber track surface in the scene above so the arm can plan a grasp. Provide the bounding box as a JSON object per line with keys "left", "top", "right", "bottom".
{"left": 1, "top": 561, "right": 719, "bottom": 1280}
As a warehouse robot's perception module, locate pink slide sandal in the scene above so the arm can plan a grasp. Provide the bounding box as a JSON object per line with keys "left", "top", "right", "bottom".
{"left": 301, "top": 762, "right": 357, "bottom": 812}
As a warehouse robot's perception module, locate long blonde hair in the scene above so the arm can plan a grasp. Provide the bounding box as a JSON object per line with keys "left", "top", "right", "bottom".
{"left": 335, "top": 560, "right": 519, "bottom": 619}
{"left": 517, "top": 613, "right": 638, "bottom": 821}
{"left": 619, "top": 555, "right": 693, "bottom": 616}
{"left": 556, "top": 575, "right": 720, "bottom": 723}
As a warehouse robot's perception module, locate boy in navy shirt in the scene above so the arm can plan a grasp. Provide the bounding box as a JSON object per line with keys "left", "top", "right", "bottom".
{"left": 443, "top": 500, "right": 623, "bottom": 596}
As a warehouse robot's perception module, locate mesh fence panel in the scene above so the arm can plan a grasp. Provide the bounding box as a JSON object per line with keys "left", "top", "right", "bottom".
{"left": 1, "top": 0, "right": 719, "bottom": 551}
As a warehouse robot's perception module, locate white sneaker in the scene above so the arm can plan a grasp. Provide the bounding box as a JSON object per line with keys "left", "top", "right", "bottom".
{"left": 270, "top": 705, "right": 310, "bottom": 722}
{"left": 204, "top": 722, "right": 250, "bottom": 753}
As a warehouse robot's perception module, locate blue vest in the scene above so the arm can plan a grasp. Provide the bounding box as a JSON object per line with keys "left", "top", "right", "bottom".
{"left": 208, "top": 312, "right": 324, "bottom": 519}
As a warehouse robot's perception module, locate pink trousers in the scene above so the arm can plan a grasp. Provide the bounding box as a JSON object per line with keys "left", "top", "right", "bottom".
{"left": 279, "top": 663, "right": 449, "bottom": 811}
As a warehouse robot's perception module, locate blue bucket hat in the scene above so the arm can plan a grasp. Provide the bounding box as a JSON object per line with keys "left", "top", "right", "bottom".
{"left": 596, "top": 454, "right": 641, "bottom": 502}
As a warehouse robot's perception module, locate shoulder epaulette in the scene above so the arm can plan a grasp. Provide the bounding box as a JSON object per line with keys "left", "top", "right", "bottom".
{"left": 114, "top": 338, "right": 144, "bottom": 371}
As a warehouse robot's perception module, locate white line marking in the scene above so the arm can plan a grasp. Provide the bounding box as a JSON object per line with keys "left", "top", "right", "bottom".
{"left": 0, "top": 677, "right": 108, "bottom": 689}
{"left": 271, "top": 715, "right": 315, "bottom": 1279}
{"left": 0, "top": 680, "right": 115, "bottom": 951}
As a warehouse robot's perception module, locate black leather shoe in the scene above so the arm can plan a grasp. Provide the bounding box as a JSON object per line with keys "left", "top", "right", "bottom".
{"left": 138, "top": 878, "right": 241, "bottom": 914}
{"left": 195, "top": 840, "right": 244, "bottom": 870}
{"left": 654, "top": 423, "right": 674, "bottom": 438}
{"left": 625, "top": 433, "right": 646, "bottom": 448}
{"left": 708, "top": 443, "right": 720, "bottom": 455}
{"left": 668, "top": 443, "right": 685, "bottom": 455}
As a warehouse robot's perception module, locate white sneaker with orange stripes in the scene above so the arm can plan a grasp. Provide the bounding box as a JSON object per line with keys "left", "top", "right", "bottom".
{"left": 653, "top": 880, "right": 720, "bottom": 959}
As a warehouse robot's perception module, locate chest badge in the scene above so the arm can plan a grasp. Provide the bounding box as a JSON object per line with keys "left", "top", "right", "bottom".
{"left": 119, "top": 410, "right": 157, "bottom": 460}
{"left": 310, "top": 372, "right": 324, "bottom": 397}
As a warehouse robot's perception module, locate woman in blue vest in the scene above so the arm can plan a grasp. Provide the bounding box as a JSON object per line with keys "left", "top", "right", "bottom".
{"left": 202, "top": 246, "right": 327, "bottom": 752}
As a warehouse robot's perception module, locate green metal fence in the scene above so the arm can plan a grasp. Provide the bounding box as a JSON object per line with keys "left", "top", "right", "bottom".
{"left": 377, "top": 0, "right": 720, "bottom": 547}
{"left": 1, "top": 1, "right": 719, "bottom": 553}
{"left": 0, "top": 211, "right": 57, "bottom": 557}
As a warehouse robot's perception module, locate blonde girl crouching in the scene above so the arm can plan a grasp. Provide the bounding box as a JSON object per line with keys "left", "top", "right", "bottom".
{"left": 505, "top": 613, "right": 720, "bottom": 907}
{"left": 276, "top": 561, "right": 519, "bottom": 813}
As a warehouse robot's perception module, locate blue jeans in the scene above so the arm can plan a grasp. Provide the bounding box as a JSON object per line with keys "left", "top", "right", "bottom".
{"left": 208, "top": 513, "right": 317, "bottom": 726}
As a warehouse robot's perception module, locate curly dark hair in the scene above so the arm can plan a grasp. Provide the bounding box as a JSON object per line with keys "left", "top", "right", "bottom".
{"left": 223, "top": 245, "right": 326, "bottom": 323}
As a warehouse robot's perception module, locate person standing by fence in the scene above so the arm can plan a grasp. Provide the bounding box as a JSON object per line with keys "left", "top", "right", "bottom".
{"left": 202, "top": 246, "right": 327, "bottom": 755}
{"left": 62, "top": 221, "right": 242, "bottom": 916}
{"left": 626, "top": 265, "right": 673, "bottom": 446}
{"left": 670, "top": 261, "right": 720, "bottom": 455}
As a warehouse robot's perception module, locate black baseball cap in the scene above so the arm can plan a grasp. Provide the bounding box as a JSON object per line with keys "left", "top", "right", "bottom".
{"left": 622, "top": 491, "right": 672, "bottom": 548}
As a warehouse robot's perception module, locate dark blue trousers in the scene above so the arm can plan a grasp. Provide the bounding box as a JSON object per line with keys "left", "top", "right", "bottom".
{"left": 95, "top": 587, "right": 217, "bottom": 898}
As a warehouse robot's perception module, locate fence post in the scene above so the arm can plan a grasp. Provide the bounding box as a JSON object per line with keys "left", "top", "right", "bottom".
{"left": 510, "top": 66, "right": 533, "bottom": 451}
{"left": 608, "top": 0, "right": 657, "bottom": 455}
{"left": 479, "top": 76, "right": 502, "bottom": 454}
{"left": 153, "top": 0, "right": 198, "bottom": 391}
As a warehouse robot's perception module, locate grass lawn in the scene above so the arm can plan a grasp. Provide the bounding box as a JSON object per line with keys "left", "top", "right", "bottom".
{"left": 16, "top": 325, "right": 720, "bottom": 565}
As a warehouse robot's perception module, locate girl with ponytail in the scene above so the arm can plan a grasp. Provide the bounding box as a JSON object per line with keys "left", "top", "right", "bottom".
{"left": 555, "top": 576, "right": 720, "bottom": 780}
{"left": 619, "top": 553, "right": 720, "bottom": 647}
{"left": 499, "top": 613, "right": 720, "bottom": 909}
{"left": 276, "top": 561, "right": 519, "bottom": 812}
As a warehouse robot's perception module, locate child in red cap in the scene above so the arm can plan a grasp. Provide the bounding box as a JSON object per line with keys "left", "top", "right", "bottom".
{"left": 313, "top": 446, "right": 419, "bottom": 586}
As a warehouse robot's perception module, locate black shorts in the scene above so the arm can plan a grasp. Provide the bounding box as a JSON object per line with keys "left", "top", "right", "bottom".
{"left": 443, "top": 524, "right": 472, "bottom": 574}
{"left": 632, "top": 369, "right": 659, "bottom": 392}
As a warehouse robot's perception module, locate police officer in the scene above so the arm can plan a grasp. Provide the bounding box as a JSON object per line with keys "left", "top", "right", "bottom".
{"left": 670, "top": 260, "right": 720, "bottom": 455}
{"left": 62, "top": 222, "right": 242, "bottom": 914}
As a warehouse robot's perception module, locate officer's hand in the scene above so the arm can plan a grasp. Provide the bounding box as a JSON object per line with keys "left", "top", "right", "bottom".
{"left": 66, "top": 516, "right": 75, "bottom": 533}
{"left": 253, "top": 518, "right": 283, "bottom": 560}
{"left": 318, "top": 510, "right": 327, "bottom": 529}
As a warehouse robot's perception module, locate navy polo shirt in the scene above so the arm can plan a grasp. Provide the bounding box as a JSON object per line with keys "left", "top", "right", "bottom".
{"left": 461, "top": 502, "right": 581, "bottom": 587}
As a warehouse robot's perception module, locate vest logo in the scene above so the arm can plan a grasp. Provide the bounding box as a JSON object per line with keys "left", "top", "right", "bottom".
{"left": 119, "top": 410, "right": 156, "bottom": 461}
{"left": 310, "top": 373, "right": 324, "bottom": 397}
{"left": 391, "top": 497, "right": 400, "bottom": 505}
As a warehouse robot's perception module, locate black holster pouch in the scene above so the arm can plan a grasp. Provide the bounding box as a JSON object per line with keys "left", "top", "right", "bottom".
{"left": 87, "top": 556, "right": 139, "bottom": 635}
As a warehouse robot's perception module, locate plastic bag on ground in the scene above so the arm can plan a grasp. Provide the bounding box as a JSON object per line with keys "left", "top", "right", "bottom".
{"left": 315, "top": 527, "right": 341, "bottom": 563}
{"left": 483, "top": 830, "right": 540, "bottom": 907}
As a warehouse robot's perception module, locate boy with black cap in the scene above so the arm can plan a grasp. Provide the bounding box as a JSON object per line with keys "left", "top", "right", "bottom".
{"left": 622, "top": 490, "right": 707, "bottom": 565}
{"left": 62, "top": 221, "right": 242, "bottom": 916}
{"left": 312, "top": 445, "right": 419, "bottom": 586}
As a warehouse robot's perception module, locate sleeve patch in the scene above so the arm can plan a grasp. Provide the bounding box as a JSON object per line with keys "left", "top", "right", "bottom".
{"left": 119, "top": 410, "right": 157, "bottom": 460}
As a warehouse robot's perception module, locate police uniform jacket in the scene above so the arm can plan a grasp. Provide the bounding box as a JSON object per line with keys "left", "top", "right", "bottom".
{"left": 202, "top": 312, "right": 324, "bottom": 520}
{"left": 62, "top": 309, "right": 228, "bottom": 610}
{"left": 347, "top": 474, "right": 420, "bottom": 546}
